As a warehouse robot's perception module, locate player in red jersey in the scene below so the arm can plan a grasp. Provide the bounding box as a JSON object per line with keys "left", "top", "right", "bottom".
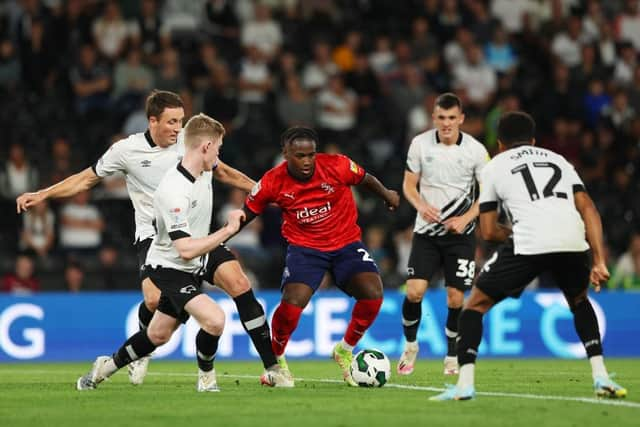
{"left": 237, "top": 126, "right": 400, "bottom": 386}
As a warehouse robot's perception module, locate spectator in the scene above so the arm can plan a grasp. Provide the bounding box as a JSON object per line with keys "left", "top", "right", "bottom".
{"left": 64, "top": 259, "right": 85, "bottom": 292}
{"left": 0, "top": 38, "right": 19, "bottom": 91}
{"left": 302, "top": 40, "right": 338, "bottom": 93}
{"left": 92, "top": 0, "right": 139, "bottom": 62}
{"left": 0, "top": 142, "right": 39, "bottom": 199}
{"left": 69, "top": 43, "right": 111, "bottom": 116}
{"left": 240, "top": 2, "right": 282, "bottom": 63}
{"left": 19, "top": 199, "right": 55, "bottom": 259}
{"left": 2, "top": 254, "right": 39, "bottom": 294}
{"left": 616, "top": 0, "right": 640, "bottom": 51}
{"left": 276, "top": 75, "right": 315, "bottom": 128}
{"left": 453, "top": 44, "right": 497, "bottom": 111}
{"left": 58, "top": 191, "right": 105, "bottom": 257}
{"left": 315, "top": 73, "right": 358, "bottom": 145}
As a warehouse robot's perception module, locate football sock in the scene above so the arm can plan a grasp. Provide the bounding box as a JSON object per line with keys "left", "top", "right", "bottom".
{"left": 271, "top": 301, "right": 303, "bottom": 356}
{"left": 344, "top": 298, "right": 382, "bottom": 346}
{"left": 571, "top": 298, "right": 603, "bottom": 358}
{"left": 234, "top": 289, "right": 276, "bottom": 368}
{"left": 339, "top": 338, "right": 354, "bottom": 352}
{"left": 113, "top": 330, "right": 157, "bottom": 369}
{"left": 456, "top": 309, "right": 483, "bottom": 366}
{"left": 589, "top": 355, "right": 609, "bottom": 380}
{"left": 137, "top": 301, "right": 154, "bottom": 330}
{"left": 446, "top": 307, "right": 462, "bottom": 357}
{"left": 402, "top": 297, "right": 421, "bottom": 342}
{"left": 457, "top": 363, "right": 475, "bottom": 389}
{"left": 196, "top": 329, "right": 219, "bottom": 372}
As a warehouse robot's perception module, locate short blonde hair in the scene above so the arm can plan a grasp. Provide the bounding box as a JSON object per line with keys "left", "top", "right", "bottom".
{"left": 183, "top": 113, "right": 225, "bottom": 148}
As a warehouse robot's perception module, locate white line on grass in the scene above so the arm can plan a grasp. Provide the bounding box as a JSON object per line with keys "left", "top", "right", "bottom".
{"left": 2, "top": 369, "right": 638, "bottom": 408}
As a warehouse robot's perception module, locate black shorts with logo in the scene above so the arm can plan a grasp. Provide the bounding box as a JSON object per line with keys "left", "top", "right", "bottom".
{"left": 202, "top": 243, "right": 237, "bottom": 285}
{"left": 407, "top": 232, "right": 476, "bottom": 290}
{"left": 136, "top": 238, "right": 153, "bottom": 281}
{"left": 146, "top": 266, "right": 203, "bottom": 324}
{"left": 476, "top": 241, "right": 590, "bottom": 303}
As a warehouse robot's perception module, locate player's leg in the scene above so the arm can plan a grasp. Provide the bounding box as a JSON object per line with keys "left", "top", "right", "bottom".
{"left": 441, "top": 234, "right": 476, "bottom": 375}
{"left": 129, "top": 238, "right": 159, "bottom": 385}
{"left": 76, "top": 307, "right": 178, "bottom": 391}
{"left": 184, "top": 293, "right": 226, "bottom": 392}
{"left": 431, "top": 244, "right": 539, "bottom": 401}
{"left": 399, "top": 233, "right": 440, "bottom": 375}
{"left": 333, "top": 242, "right": 383, "bottom": 386}
{"left": 553, "top": 253, "right": 627, "bottom": 398}
{"left": 205, "top": 245, "right": 291, "bottom": 387}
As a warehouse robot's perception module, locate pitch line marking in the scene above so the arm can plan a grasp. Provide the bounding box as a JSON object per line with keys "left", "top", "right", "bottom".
{"left": 1, "top": 368, "right": 637, "bottom": 408}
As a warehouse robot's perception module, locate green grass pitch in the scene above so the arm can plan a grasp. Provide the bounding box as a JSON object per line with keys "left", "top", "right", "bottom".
{"left": 1, "top": 358, "right": 638, "bottom": 427}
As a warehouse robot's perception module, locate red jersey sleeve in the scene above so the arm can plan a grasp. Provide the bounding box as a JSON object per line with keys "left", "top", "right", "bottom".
{"left": 335, "top": 154, "right": 366, "bottom": 185}
{"left": 245, "top": 173, "right": 274, "bottom": 215}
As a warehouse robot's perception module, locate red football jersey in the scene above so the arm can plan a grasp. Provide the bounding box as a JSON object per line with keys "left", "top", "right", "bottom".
{"left": 246, "top": 153, "right": 366, "bottom": 251}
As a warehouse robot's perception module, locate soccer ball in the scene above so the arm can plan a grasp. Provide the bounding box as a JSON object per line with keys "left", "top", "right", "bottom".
{"left": 350, "top": 349, "right": 391, "bottom": 387}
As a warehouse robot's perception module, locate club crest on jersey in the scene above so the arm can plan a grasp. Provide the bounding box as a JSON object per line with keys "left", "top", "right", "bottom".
{"left": 349, "top": 160, "right": 361, "bottom": 174}
{"left": 295, "top": 202, "right": 332, "bottom": 224}
{"left": 320, "top": 183, "right": 334, "bottom": 194}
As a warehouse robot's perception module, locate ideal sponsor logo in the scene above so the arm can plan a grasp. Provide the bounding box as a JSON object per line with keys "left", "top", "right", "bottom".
{"left": 295, "top": 202, "right": 331, "bottom": 223}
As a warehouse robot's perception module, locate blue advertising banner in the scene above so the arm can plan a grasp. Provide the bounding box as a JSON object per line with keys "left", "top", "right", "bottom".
{"left": 0, "top": 290, "right": 638, "bottom": 362}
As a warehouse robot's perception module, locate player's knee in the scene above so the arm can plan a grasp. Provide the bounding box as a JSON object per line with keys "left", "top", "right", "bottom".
{"left": 147, "top": 326, "right": 172, "bottom": 345}
{"left": 220, "top": 274, "right": 251, "bottom": 298}
{"left": 406, "top": 287, "right": 424, "bottom": 303}
{"left": 446, "top": 289, "right": 464, "bottom": 308}
{"left": 143, "top": 294, "right": 160, "bottom": 311}
{"left": 200, "top": 313, "right": 225, "bottom": 336}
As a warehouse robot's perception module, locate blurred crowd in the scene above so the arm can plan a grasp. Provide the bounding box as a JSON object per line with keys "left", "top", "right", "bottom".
{"left": 1, "top": 0, "right": 640, "bottom": 293}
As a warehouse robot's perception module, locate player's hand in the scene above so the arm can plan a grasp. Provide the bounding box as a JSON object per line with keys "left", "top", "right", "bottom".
{"left": 442, "top": 215, "right": 470, "bottom": 234}
{"left": 384, "top": 190, "right": 400, "bottom": 211}
{"left": 417, "top": 201, "right": 440, "bottom": 223}
{"left": 16, "top": 192, "right": 45, "bottom": 214}
{"left": 589, "top": 262, "right": 610, "bottom": 293}
{"left": 225, "top": 209, "right": 246, "bottom": 233}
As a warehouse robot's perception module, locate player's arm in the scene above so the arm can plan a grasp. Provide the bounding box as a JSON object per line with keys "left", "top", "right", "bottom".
{"left": 359, "top": 173, "right": 400, "bottom": 211}
{"left": 574, "top": 190, "right": 609, "bottom": 291}
{"left": 16, "top": 167, "right": 101, "bottom": 213}
{"left": 212, "top": 160, "right": 256, "bottom": 192}
{"left": 478, "top": 204, "right": 512, "bottom": 243}
{"left": 173, "top": 209, "right": 246, "bottom": 260}
{"left": 443, "top": 200, "right": 480, "bottom": 234}
{"left": 402, "top": 170, "right": 439, "bottom": 221}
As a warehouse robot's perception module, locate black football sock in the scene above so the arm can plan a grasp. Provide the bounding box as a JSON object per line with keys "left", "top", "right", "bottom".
{"left": 571, "top": 299, "right": 603, "bottom": 357}
{"left": 457, "top": 309, "right": 484, "bottom": 366}
{"left": 138, "top": 301, "right": 154, "bottom": 331}
{"left": 446, "top": 307, "right": 462, "bottom": 356}
{"left": 402, "top": 297, "right": 421, "bottom": 342}
{"left": 196, "top": 329, "right": 220, "bottom": 372}
{"left": 234, "top": 289, "right": 277, "bottom": 368}
{"left": 113, "top": 330, "right": 157, "bottom": 368}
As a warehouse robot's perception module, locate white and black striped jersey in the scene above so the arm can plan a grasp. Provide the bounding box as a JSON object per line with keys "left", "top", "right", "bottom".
{"left": 145, "top": 163, "right": 213, "bottom": 273}
{"left": 93, "top": 131, "right": 185, "bottom": 242}
{"left": 479, "top": 145, "right": 589, "bottom": 255}
{"left": 406, "top": 129, "right": 489, "bottom": 236}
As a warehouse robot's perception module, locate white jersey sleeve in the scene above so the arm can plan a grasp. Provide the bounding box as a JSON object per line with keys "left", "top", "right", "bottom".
{"left": 94, "top": 138, "right": 128, "bottom": 177}
{"left": 478, "top": 162, "right": 498, "bottom": 208}
{"left": 473, "top": 143, "right": 490, "bottom": 184}
{"left": 405, "top": 137, "right": 423, "bottom": 174}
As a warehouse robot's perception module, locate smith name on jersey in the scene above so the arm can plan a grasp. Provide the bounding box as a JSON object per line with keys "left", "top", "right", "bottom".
{"left": 479, "top": 145, "right": 589, "bottom": 255}
{"left": 406, "top": 129, "right": 489, "bottom": 236}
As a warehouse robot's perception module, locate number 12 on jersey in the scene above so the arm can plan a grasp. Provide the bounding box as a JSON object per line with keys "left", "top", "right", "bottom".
{"left": 511, "top": 162, "right": 567, "bottom": 201}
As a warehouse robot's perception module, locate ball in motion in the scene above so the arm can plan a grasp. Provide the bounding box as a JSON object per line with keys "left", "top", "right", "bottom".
{"left": 350, "top": 349, "right": 391, "bottom": 387}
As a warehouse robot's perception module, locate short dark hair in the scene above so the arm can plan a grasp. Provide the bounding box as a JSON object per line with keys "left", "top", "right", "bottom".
{"left": 434, "top": 92, "right": 462, "bottom": 111}
{"left": 280, "top": 126, "right": 319, "bottom": 148}
{"left": 145, "top": 90, "right": 183, "bottom": 119}
{"left": 497, "top": 111, "right": 536, "bottom": 146}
